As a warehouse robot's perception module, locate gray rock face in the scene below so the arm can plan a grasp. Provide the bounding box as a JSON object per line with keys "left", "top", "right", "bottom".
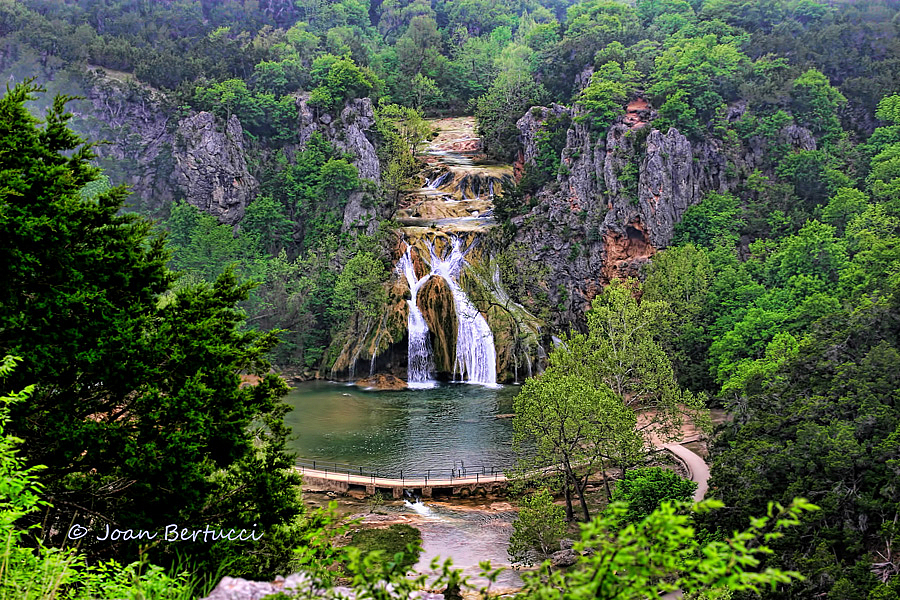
{"left": 173, "top": 112, "right": 259, "bottom": 225}
{"left": 70, "top": 73, "right": 176, "bottom": 216}
{"left": 70, "top": 71, "right": 384, "bottom": 232}
{"left": 517, "top": 104, "right": 571, "bottom": 168}
{"left": 511, "top": 103, "right": 817, "bottom": 329}
{"left": 550, "top": 548, "right": 578, "bottom": 568}
{"left": 294, "top": 95, "right": 381, "bottom": 233}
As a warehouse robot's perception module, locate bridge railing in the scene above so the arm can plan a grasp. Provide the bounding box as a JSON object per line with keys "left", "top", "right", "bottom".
{"left": 294, "top": 458, "right": 509, "bottom": 484}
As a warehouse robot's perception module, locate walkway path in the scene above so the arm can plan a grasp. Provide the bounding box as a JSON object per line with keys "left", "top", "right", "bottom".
{"left": 659, "top": 442, "right": 711, "bottom": 600}
{"left": 662, "top": 443, "right": 710, "bottom": 501}
{"left": 297, "top": 441, "right": 710, "bottom": 500}
{"left": 294, "top": 464, "right": 506, "bottom": 488}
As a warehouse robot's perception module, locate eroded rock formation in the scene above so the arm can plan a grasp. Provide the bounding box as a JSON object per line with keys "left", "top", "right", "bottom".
{"left": 173, "top": 112, "right": 259, "bottom": 225}
{"left": 512, "top": 101, "right": 816, "bottom": 328}
{"left": 417, "top": 276, "right": 458, "bottom": 376}
{"left": 294, "top": 95, "right": 381, "bottom": 232}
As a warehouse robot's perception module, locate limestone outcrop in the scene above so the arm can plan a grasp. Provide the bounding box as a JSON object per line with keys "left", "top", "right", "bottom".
{"left": 173, "top": 112, "right": 259, "bottom": 225}
{"left": 511, "top": 101, "right": 817, "bottom": 329}
{"left": 294, "top": 95, "right": 381, "bottom": 232}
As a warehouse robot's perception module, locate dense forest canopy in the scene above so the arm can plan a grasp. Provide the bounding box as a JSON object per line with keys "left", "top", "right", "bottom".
{"left": 3, "top": 0, "right": 900, "bottom": 599}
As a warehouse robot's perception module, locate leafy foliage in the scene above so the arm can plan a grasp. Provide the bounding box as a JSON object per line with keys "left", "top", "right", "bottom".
{"left": 518, "top": 498, "right": 817, "bottom": 600}
{"left": 508, "top": 489, "right": 567, "bottom": 564}
{"left": 610, "top": 467, "right": 697, "bottom": 523}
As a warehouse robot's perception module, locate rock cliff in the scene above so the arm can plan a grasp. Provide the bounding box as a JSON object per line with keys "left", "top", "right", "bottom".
{"left": 294, "top": 94, "right": 381, "bottom": 232}
{"left": 70, "top": 71, "right": 176, "bottom": 216}
{"left": 512, "top": 101, "right": 816, "bottom": 329}
{"left": 72, "top": 70, "right": 383, "bottom": 230}
{"left": 173, "top": 112, "right": 259, "bottom": 225}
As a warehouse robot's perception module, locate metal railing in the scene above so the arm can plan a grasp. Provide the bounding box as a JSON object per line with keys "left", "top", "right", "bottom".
{"left": 294, "top": 458, "right": 509, "bottom": 485}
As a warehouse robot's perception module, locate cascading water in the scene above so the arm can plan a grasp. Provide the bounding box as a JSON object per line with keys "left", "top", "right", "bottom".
{"left": 426, "top": 237, "right": 497, "bottom": 386}
{"left": 398, "top": 246, "right": 436, "bottom": 388}
{"left": 426, "top": 172, "right": 450, "bottom": 190}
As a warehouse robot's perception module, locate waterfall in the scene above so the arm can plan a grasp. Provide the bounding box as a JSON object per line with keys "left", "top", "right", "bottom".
{"left": 427, "top": 237, "right": 497, "bottom": 386}
{"left": 427, "top": 172, "right": 450, "bottom": 190}
{"left": 397, "top": 246, "right": 436, "bottom": 388}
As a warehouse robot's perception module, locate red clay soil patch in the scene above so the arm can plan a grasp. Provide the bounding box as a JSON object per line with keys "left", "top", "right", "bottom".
{"left": 624, "top": 98, "right": 651, "bottom": 129}
{"left": 239, "top": 374, "right": 262, "bottom": 387}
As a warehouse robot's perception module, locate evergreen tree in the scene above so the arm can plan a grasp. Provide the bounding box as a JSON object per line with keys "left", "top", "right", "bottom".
{"left": 0, "top": 81, "right": 306, "bottom": 578}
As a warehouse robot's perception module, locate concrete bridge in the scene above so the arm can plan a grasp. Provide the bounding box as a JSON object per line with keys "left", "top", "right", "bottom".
{"left": 295, "top": 460, "right": 509, "bottom": 499}
{"left": 295, "top": 441, "right": 710, "bottom": 501}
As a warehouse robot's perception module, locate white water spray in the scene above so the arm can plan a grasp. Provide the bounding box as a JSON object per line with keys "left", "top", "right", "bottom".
{"left": 427, "top": 238, "right": 497, "bottom": 386}
{"left": 427, "top": 172, "right": 450, "bottom": 190}
{"left": 397, "top": 246, "right": 436, "bottom": 388}
{"left": 404, "top": 498, "right": 434, "bottom": 517}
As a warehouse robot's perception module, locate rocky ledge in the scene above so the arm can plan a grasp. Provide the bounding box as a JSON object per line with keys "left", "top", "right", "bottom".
{"left": 355, "top": 374, "right": 408, "bottom": 390}
{"left": 203, "top": 573, "right": 445, "bottom": 600}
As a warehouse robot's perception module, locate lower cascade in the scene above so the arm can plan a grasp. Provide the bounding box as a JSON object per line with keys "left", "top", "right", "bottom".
{"left": 398, "top": 236, "right": 497, "bottom": 387}
{"left": 398, "top": 246, "right": 436, "bottom": 388}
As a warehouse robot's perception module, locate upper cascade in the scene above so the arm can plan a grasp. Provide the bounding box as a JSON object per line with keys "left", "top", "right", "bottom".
{"left": 338, "top": 116, "right": 542, "bottom": 385}
{"left": 395, "top": 117, "right": 514, "bottom": 245}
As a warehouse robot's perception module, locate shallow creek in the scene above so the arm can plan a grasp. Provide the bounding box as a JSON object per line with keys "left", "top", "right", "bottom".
{"left": 304, "top": 493, "right": 526, "bottom": 590}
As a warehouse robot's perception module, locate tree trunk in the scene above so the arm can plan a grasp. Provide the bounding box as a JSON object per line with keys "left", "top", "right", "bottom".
{"left": 563, "top": 482, "right": 573, "bottom": 522}
{"left": 576, "top": 476, "right": 591, "bottom": 521}
{"left": 599, "top": 453, "right": 613, "bottom": 500}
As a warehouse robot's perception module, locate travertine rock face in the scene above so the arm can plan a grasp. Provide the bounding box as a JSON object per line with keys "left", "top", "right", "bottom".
{"left": 294, "top": 95, "right": 381, "bottom": 232}
{"left": 173, "top": 112, "right": 259, "bottom": 225}
{"left": 417, "top": 276, "right": 458, "bottom": 376}
{"left": 511, "top": 102, "right": 816, "bottom": 329}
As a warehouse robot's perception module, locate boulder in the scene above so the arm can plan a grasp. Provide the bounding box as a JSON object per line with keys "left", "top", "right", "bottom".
{"left": 355, "top": 374, "right": 407, "bottom": 390}
{"left": 550, "top": 548, "right": 578, "bottom": 568}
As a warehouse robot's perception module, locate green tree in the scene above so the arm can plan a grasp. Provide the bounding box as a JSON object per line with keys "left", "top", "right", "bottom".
{"left": 329, "top": 251, "right": 389, "bottom": 327}
{"left": 375, "top": 103, "right": 431, "bottom": 211}
{"left": 789, "top": 68, "right": 845, "bottom": 145}
{"left": 241, "top": 195, "right": 293, "bottom": 256}
{"left": 0, "top": 82, "right": 305, "bottom": 577}
{"left": 508, "top": 488, "right": 567, "bottom": 565}
{"left": 475, "top": 43, "right": 547, "bottom": 161}
{"left": 648, "top": 34, "right": 750, "bottom": 136}
{"left": 820, "top": 187, "right": 869, "bottom": 235}
{"left": 166, "top": 200, "right": 252, "bottom": 283}
{"left": 708, "top": 294, "right": 900, "bottom": 599}
{"left": 576, "top": 60, "right": 640, "bottom": 133}
{"left": 672, "top": 192, "right": 743, "bottom": 249}
{"left": 309, "top": 54, "right": 383, "bottom": 112}
{"left": 550, "top": 281, "right": 708, "bottom": 457}
{"left": 642, "top": 244, "right": 716, "bottom": 391}
{"left": 512, "top": 370, "right": 642, "bottom": 521}
{"left": 519, "top": 498, "right": 816, "bottom": 600}
{"left": 610, "top": 467, "right": 697, "bottom": 523}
